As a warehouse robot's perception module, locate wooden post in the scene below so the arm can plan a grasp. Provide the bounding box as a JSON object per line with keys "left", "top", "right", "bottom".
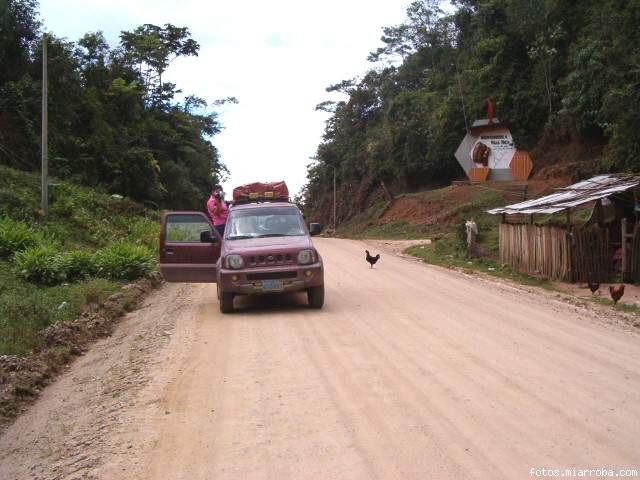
{"left": 333, "top": 167, "right": 336, "bottom": 230}
{"left": 41, "top": 34, "right": 48, "bottom": 217}
{"left": 380, "top": 180, "right": 393, "bottom": 203}
{"left": 455, "top": 59, "right": 469, "bottom": 133}
{"left": 565, "top": 208, "right": 573, "bottom": 282}
{"left": 465, "top": 220, "right": 478, "bottom": 253}
{"left": 622, "top": 217, "right": 628, "bottom": 279}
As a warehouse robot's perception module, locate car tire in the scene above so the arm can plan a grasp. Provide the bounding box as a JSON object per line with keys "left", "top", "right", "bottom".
{"left": 219, "top": 289, "right": 235, "bottom": 313}
{"left": 307, "top": 285, "right": 324, "bottom": 309}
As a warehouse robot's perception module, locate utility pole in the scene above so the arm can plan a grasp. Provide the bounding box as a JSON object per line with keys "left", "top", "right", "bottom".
{"left": 41, "top": 34, "right": 48, "bottom": 217}
{"left": 455, "top": 59, "right": 469, "bottom": 133}
{"left": 333, "top": 167, "right": 337, "bottom": 230}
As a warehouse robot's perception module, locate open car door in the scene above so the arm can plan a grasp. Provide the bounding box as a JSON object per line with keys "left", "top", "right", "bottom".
{"left": 160, "top": 212, "right": 221, "bottom": 282}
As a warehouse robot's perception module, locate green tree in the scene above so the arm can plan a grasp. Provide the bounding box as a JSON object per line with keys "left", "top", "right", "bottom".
{"left": 0, "top": 4, "right": 230, "bottom": 209}
{"left": 303, "top": 0, "right": 640, "bottom": 225}
{"left": 120, "top": 23, "right": 199, "bottom": 104}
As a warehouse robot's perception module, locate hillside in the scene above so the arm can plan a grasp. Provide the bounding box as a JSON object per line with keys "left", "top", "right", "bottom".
{"left": 0, "top": 2, "right": 228, "bottom": 210}
{"left": 303, "top": 0, "right": 640, "bottom": 225}
{"left": 332, "top": 170, "right": 585, "bottom": 289}
{"left": 0, "top": 165, "right": 158, "bottom": 356}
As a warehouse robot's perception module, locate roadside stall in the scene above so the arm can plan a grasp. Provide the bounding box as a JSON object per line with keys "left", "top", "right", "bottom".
{"left": 487, "top": 175, "right": 640, "bottom": 282}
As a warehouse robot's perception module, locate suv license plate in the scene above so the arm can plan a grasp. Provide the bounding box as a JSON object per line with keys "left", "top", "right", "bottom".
{"left": 262, "top": 279, "right": 284, "bottom": 291}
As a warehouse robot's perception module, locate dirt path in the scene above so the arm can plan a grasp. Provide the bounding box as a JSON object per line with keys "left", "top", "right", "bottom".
{"left": 1, "top": 238, "right": 639, "bottom": 479}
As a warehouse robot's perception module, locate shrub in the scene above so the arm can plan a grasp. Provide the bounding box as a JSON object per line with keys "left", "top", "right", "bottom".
{"left": 61, "top": 250, "right": 96, "bottom": 281}
{"left": 94, "top": 242, "right": 155, "bottom": 280}
{"left": 14, "top": 241, "right": 155, "bottom": 285}
{"left": 128, "top": 218, "right": 160, "bottom": 253}
{"left": 50, "top": 194, "right": 77, "bottom": 218}
{"left": 14, "top": 244, "right": 67, "bottom": 285}
{"left": 0, "top": 217, "right": 40, "bottom": 257}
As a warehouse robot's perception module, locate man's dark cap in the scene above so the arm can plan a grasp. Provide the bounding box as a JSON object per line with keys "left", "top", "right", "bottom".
{"left": 212, "top": 184, "right": 223, "bottom": 191}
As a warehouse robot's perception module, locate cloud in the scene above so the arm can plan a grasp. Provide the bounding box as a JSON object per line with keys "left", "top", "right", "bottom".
{"left": 39, "top": 0, "right": 410, "bottom": 197}
{"left": 265, "top": 34, "right": 285, "bottom": 47}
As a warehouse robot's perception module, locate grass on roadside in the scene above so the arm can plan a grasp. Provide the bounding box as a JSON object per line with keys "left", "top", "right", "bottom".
{"left": 0, "top": 165, "right": 160, "bottom": 356}
{"left": 405, "top": 239, "right": 640, "bottom": 316}
{"left": 0, "top": 259, "right": 122, "bottom": 355}
{"left": 405, "top": 237, "right": 554, "bottom": 290}
{"left": 586, "top": 294, "right": 640, "bottom": 314}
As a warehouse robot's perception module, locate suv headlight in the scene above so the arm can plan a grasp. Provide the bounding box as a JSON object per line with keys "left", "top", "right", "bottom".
{"left": 297, "top": 249, "right": 315, "bottom": 265}
{"left": 225, "top": 254, "right": 244, "bottom": 269}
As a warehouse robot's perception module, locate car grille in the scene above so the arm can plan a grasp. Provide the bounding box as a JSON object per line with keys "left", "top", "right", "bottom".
{"left": 246, "top": 271, "right": 297, "bottom": 281}
{"left": 247, "top": 253, "right": 294, "bottom": 266}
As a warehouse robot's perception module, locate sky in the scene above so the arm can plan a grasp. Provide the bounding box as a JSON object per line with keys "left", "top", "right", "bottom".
{"left": 39, "top": 0, "right": 411, "bottom": 197}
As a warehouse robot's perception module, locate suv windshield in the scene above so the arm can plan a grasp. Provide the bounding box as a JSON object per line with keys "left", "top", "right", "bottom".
{"left": 225, "top": 206, "right": 306, "bottom": 240}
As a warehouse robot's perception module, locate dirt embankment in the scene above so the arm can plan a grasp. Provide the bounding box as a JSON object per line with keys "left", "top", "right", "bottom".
{"left": 317, "top": 137, "right": 599, "bottom": 234}
{"left": 530, "top": 137, "right": 603, "bottom": 182}
{"left": 0, "top": 282, "right": 193, "bottom": 480}
{"left": 379, "top": 175, "right": 575, "bottom": 230}
{"left": 0, "top": 274, "right": 162, "bottom": 431}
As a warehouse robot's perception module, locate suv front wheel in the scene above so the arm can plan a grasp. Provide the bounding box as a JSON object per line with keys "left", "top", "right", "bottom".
{"left": 307, "top": 285, "right": 324, "bottom": 309}
{"left": 218, "top": 284, "right": 235, "bottom": 313}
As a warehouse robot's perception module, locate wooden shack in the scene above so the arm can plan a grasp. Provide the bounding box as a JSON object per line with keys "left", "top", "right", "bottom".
{"left": 488, "top": 175, "right": 640, "bottom": 282}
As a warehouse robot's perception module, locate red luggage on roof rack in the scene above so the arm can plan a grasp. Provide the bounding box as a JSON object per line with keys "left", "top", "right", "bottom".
{"left": 232, "top": 181, "right": 289, "bottom": 204}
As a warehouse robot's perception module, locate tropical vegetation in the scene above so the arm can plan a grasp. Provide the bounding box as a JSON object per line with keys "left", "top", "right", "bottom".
{"left": 303, "top": 0, "right": 640, "bottom": 223}
{"left": 0, "top": 0, "right": 231, "bottom": 210}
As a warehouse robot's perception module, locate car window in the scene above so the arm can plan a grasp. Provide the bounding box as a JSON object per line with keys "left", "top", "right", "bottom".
{"left": 226, "top": 207, "right": 305, "bottom": 239}
{"left": 166, "top": 214, "right": 212, "bottom": 242}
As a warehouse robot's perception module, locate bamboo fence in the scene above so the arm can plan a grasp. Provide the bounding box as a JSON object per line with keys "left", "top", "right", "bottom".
{"left": 571, "top": 226, "right": 611, "bottom": 283}
{"left": 499, "top": 223, "right": 571, "bottom": 281}
{"left": 631, "top": 224, "right": 640, "bottom": 281}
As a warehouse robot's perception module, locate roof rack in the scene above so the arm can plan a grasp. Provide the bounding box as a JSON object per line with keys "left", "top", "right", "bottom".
{"left": 231, "top": 197, "right": 292, "bottom": 206}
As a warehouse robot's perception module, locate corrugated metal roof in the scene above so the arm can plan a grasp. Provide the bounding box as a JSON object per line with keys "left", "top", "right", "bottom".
{"left": 487, "top": 175, "right": 640, "bottom": 215}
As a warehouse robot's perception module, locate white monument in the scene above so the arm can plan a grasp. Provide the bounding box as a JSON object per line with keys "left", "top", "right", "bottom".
{"left": 455, "top": 117, "right": 533, "bottom": 182}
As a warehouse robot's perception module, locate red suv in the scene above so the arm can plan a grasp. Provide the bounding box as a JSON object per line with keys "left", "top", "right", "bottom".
{"left": 159, "top": 201, "right": 324, "bottom": 313}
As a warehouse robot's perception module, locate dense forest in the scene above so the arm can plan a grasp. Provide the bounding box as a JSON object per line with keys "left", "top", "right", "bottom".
{"left": 303, "top": 0, "right": 640, "bottom": 223}
{"left": 0, "top": 0, "right": 230, "bottom": 209}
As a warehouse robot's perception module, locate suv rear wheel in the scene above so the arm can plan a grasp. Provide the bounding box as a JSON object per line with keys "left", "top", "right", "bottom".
{"left": 307, "top": 285, "right": 324, "bottom": 309}
{"left": 218, "top": 284, "right": 235, "bottom": 313}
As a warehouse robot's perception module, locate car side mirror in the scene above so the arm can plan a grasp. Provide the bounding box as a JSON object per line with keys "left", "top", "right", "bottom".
{"left": 200, "top": 230, "right": 218, "bottom": 244}
{"left": 309, "top": 223, "right": 321, "bottom": 236}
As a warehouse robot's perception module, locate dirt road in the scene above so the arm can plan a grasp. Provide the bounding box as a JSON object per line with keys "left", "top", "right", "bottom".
{"left": 2, "top": 238, "right": 640, "bottom": 479}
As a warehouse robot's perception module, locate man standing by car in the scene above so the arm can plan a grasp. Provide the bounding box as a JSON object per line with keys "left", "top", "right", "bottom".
{"left": 207, "top": 185, "right": 228, "bottom": 237}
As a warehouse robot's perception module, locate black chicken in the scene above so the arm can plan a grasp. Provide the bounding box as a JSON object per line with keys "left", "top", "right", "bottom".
{"left": 365, "top": 250, "right": 380, "bottom": 268}
{"left": 587, "top": 272, "right": 600, "bottom": 296}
